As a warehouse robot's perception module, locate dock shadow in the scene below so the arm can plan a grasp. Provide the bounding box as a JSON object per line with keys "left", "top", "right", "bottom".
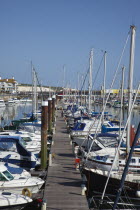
{"left": 61, "top": 131, "right": 68, "bottom": 134}
{"left": 59, "top": 180, "right": 82, "bottom": 187}
{"left": 69, "top": 192, "right": 81, "bottom": 196}
{"left": 63, "top": 166, "right": 75, "bottom": 170}
{"left": 48, "top": 175, "right": 79, "bottom": 181}
{"left": 58, "top": 153, "right": 74, "bottom": 158}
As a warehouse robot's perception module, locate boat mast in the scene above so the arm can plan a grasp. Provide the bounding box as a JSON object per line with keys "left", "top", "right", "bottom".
{"left": 32, "top": 66, "right": 37, "bottom": 119}
{"left": 88, "top": 48, "right": 93, "bottom": 111}
{"left": 81, "top": 74, "right": 84, "bottom": 106}
{"left": 112, "top": 122, "right": 140, "bottom": 210}
{"left": 31, "top": 62, "right": 36, "bottom": 118}
{"left": 63, "top": 65, "right": 65, "bottom": 101}
{"left": 102, "top": 51, "right": 107, "bottom": 123}
{"left": 119, "top": 66, "right": 125, "bottom": 137}
{"left": 31, "top": 61, "right": 34, "bottom": 114}
{"left": 77, "top": 72, "right": 80, "bottom": 105}
{"left": 126, "top": 25, "right": 136, "bottom": 156}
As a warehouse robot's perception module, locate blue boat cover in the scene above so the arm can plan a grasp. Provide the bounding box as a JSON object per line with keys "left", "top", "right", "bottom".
{"left": 102, "top": 125, "right": 124, "bottom": 133}
{"left": 4, "top": 162, "right": 23, "bottom": 174}
{"left": 0, "top": 142, "right": 13, "bottom": 150}
{"left": 2, "top": 154, "right": 11, "bottom": 161}
{"left": 0, "top": 136, "right": 31, "bottom": 157}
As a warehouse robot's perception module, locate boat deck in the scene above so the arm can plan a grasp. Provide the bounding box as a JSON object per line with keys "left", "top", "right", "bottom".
{"left": 43, "top": 110, "right": 89, "bottom": 210}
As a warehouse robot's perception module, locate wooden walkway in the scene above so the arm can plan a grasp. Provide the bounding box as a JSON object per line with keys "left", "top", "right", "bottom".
{"left": 43, "top": 111, "right": 89, "bottom": 210}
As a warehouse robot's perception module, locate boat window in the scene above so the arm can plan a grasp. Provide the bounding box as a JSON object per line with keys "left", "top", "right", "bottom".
{"left": 96, "top": 156, "right": 101, "bottom": 160}
{"left": 20, "top": 138, "right": 27, "bottom": 146}
{"left": 22, "top": 137, "right": 32, "bottom": 142}
{"left": 131, "top": 159, "right": 136, "bottom": 163}
{"left": 2, "top": 170, "right": 14, "bottom": 181}
{"left": 0, "top": 172, "right": 7, "bottom": 181}
{"left": 0, "top": 142, "right": 17, "bottom": 152}
{"left": 139, "top": 159, "right": 140, "bottom": 163}
{"left": 92, "top": 143, "right": 101, "bottom": 151}
{"left": 77, "top": 123, "right": 85, "bottom": 130}
{"left": 108, "top": 122, "right": 114, "bottom": 127}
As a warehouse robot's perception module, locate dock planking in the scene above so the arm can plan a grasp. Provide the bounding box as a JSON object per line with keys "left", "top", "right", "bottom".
{"left": 43, "top": 110, "right": 89, "bottom": 210}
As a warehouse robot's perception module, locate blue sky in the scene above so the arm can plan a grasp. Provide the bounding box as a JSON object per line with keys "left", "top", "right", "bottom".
{"left": 0, "top": 0, "right": 139, "bottom": 90}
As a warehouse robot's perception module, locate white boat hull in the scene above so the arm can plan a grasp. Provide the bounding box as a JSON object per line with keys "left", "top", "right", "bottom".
{"left": 0, "top": 177, "right": 44, "bottom": 194}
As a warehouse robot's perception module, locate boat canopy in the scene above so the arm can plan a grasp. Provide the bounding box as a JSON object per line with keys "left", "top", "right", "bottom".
{"left": 0, "top": 136, "right": 31, "bottom": 157}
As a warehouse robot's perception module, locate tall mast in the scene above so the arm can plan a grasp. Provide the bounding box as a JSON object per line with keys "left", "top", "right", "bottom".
{"left": 33, "top": 68, "right": 37, "bottom": 118}
{"left": 77, "top": 72, "right": 79, "bottom": 105}
{"left": 81, "top": 74, "right": 84, "bottom": 106}
{"left": 31, "top": 62, "right": 36, "bottom": 117}
{"left": 119, "top": 66, "right": 125, "bottom": 137}
{"left": 113, "top": 122, "right": 140, "bottom": 210}
{"left": 31, "top": 61, "right": 34, "bottom": 114}
{"left": 88, "top": 48, "right": 93, "bottom": 111}
{"left": 102, "top": 51, "right": 107, "bottom": 123}
{"left": 63, "top": 65, "right": 65, "bottom": 101}
{"left": 126, "top": 25, "right": 136, "bottom": 156}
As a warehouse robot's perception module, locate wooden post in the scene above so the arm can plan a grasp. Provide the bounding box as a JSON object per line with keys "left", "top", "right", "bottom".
{"left": 41, "top": 101, "right": 48, "bottom": 169}
{"left": 56, "top": 94, "right": 59, "bottom": 104}
{"left": 130, "top": 125, "right": 135, "bottom": 146}
{"left": 52, "top": 95, "right": 56, "bottom": 124}
{"left": 48, "top": 97, "right": 52, "bottom": 134}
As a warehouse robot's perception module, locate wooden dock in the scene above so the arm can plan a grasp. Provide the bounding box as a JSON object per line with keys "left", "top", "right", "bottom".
{"left": 43, "top": 111, "right": 89, "bottom": 210}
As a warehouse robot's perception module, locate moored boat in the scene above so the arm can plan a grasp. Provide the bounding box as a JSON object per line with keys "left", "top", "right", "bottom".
{"left": 0, "top": 191, "right": 33, "bottom": 210}
{"left": 0, "top": 164, "right": 44, "bottom": 195}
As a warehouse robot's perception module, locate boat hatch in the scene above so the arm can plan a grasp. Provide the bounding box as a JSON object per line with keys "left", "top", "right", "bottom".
{"left": 0, "top": 170, "right": 14, "bottom": 181}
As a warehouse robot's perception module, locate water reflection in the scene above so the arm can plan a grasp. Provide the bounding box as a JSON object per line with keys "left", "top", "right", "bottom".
{"left": 93, "top": 105, "right": 140, "bottom": 129}
{"left": 0, "top": 103, "right": 139, "bottom": 129}
{"left": 0, "top": 104, "right": 32, "bottom": 127}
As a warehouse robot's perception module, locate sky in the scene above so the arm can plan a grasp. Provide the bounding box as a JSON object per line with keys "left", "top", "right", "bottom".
{"left": 0, "top": 0, "right": 140, "bottom": 90}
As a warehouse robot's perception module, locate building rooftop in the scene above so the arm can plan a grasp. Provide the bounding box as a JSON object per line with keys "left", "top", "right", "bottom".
{"left": 0, "top": 78, "right": 17, "bottom": 84}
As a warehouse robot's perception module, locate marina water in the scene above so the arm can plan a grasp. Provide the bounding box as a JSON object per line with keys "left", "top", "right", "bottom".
{"left": 93, "top": 104, "right": 140, "bottom": 129}
{"left": 0, "top": 103, "right": 33, "bottom": 128}
{"left": 0, "top": 103, "right": 139, "bottom": 129}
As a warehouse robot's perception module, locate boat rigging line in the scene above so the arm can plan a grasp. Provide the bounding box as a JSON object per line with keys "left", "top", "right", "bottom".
{"left": 84, "top": 30, "right": 130, "bottom": 158}
{"left": 112, "top": 122, "right": 140, "bottom": 210}
{"left": 100, "top": 82, "right": 140, "bottom": 205}
{"left": 92, "top": 52, "right": 104, "bottom": 89}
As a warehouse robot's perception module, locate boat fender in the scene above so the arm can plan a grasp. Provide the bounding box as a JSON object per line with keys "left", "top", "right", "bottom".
{"left": 22, "top": 188, "right": 32, "bottom": 197}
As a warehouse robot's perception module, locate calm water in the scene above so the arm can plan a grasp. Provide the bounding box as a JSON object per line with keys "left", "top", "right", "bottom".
{"left": 0, "top": 103, "right": 139, "bottom": 129}
{"left": 0, "top": 104, "right": 33, "bottom": 127}
{"left": 93, "top": 104, "right": 140, "bottom": 130}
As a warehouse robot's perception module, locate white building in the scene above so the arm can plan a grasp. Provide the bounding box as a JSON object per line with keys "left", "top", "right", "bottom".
{"left": 0, "top": 77, "right": 18, "bottom": 93}
{"left": 17, "top": 85, "right": 54, "bottom": 93}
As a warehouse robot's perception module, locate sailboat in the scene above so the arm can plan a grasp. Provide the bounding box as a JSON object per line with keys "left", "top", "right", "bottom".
{"left": 81, "top": 25, "right": 140, "bottom": 209}
{"left": 83, "top": 123, "right": 140, "bottom": 209}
